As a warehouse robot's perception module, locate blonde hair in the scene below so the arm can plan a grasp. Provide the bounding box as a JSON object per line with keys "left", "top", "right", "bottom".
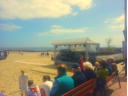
{"left": 95, "top": 61, "right": 100, "bottom": 66}
{"left": 83, "top": 61, "right": 94, "bottom": 70}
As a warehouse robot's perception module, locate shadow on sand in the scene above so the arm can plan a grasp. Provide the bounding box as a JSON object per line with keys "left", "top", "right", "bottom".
{"left": 30, "top": 64, "right": 72, "bottom": 72}
{"left": 106, "top": 88, "right": 114, "bottom": 96}
{"left": 31, "top": 69, "right": 57, "bottom": 75}
{"left": 107, "top": 75, "right": 127, "bottom": 88}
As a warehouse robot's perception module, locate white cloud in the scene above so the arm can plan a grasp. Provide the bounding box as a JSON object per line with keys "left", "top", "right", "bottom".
{"left": 114, "top": 14, "right": 124, "bottom": 23}
{"left": 51, "top": 27, "right": 87, "bottom": 34}
{"left": 109, "top": 24, "right": 124, "bottom": 30}
{"left": 52, "top": 25, "right": 62, "bottom": 29}
{"left": 38, "top": 25, "right": 88, "bottom": 36}
{"left": 72, "top": 12, "right": 78, "bottom": 16}
{"left": 37, "top": 32, "right": 50, "bottom": 37}
{"left": 105, "top": 14, "right": 124, "bottom": 24}
{"left": 105, "top": 14, "right": 124, "bottom": 31}
{"left": 51, "top": 25, "right": 87, "bottom": 34}
{"left": 0, "top": 0, "right": 93, "bottom": 19}
{"left": 0, "top": 23, "right": 22, "bottom": 31}
{"left": 66, "top": 0, "right": 93, "bottom": 10}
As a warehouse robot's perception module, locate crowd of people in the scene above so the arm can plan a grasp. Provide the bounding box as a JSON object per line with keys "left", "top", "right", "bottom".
{"left": 17, "top": 57, "right": 118, "bottom": 96}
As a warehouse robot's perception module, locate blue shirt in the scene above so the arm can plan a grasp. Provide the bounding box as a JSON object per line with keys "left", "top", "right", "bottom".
{"left": 0, "top": 94, "right": 5, "bottom": 96}
{"left": 50, "top": 73, "right": 74, "bottom": 96}
{"left": 50, "top": 80, "right": 59, "bottom": 96}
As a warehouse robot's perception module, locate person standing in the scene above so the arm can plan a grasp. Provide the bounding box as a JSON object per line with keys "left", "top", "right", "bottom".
{"left": 19, "top": 70, "right": 28, "bottom": 96}
{"left": 96, "top": 62, "right": 109, "bottom": 96}
{"left": 40, "top": 75, "right": 53, "bottom": 96}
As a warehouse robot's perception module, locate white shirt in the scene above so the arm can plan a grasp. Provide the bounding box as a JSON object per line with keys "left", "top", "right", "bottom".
{"left": 19, "top": 74, "right": 28, "bottom": 90}
{"left": 40, "top": 81, "right": 53, "bottom": 96}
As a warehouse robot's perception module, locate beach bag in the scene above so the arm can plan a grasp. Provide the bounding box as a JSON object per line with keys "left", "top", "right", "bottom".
{"left": 31, "top": 88, "right": 40, "bottom": 96}
{"left": 28, "top": 86, "right": 41, "bottom": 96}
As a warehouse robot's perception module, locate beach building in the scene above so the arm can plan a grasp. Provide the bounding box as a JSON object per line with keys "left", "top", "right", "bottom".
{"left": 52, "top": 37, "right": 100, "bottom": 64}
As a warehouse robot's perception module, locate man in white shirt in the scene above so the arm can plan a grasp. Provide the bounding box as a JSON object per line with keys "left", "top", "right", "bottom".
{"left": 40, "top": 75, "right": 53, "bottom": 96}
{"left": 19, "top": 70, "right": 28, "bottom": 96}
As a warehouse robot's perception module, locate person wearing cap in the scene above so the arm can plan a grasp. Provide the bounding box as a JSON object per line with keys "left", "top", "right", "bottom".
{"left": 19, "top": 70, "right": 28, "bottom": 96}
{"left": 72, "top": 64, "right": 87, "bottom": 87}
{"left": 40, "top": 75, "right": 53, "bottom": 96}
{"left": 27, "top": 80, "right": 41, "bottom": 96}
{"left": 83, "top": 62, "right": 96, "bottom": 80}
{"left": 50, "top": 64, "right": 74, "bottom": 96}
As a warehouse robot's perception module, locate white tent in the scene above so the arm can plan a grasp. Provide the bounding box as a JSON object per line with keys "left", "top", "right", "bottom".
{"left": 52, "top": 37, "right": 99, "bottom": 46}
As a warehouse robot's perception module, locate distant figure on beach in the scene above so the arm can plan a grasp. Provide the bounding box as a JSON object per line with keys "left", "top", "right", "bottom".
{"left": 40, "top": 53, "right": 44, "bottom": 56}
{"left": 40, "top": 75, "right": 53, "bottom": 96}
{"left": 46, "top": 52, "right": 49, "bottom": 56}
{"left": 27, "top": 80, "right": 41, "bottom": 96}
{"left": 19, "top": 70, "right": 28, "bottom": 96}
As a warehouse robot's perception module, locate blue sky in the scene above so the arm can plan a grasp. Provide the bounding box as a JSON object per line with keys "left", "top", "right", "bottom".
{"left": 0, "top": 0, "right": 125, "bottom": 48}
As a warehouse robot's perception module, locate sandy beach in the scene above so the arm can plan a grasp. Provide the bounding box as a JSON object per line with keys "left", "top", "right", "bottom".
{"left": 0, "top": 52, "right": 72, "bottom": 96}
{"left": 0, "top": 52, "right": 126, "bottom": 96}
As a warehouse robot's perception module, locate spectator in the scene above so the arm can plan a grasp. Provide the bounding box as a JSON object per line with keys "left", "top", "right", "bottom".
{"left": 111, "top": 63, "right": 118, "bottom": 74}
{"left": 102, "top": 59, "right": 113, "bottom": 76}
{"left": 27, "top": 80, "right": 41, "bottom": 96}
{"left": 19, "top": 70, "right": 28, "bottom": 96}
{"left": 79, "top": 56, "right": 85, "bottom": 71}
{"left": 94, "top": 61, "right": 100, "bottom": 72}
{"left": 83, "top": 62, "right": 96, "bottom": 80}
{"left": 72, "top": 64, "right": 87, "bottom": 87}
{"left": 96, "top": 62, "right": 109, "bottom": 83}
{"left": 96, "top": 63, "right": 109, "bottom": 96}
{"left": 40, "top": 75, "right": 53, "bottom": 96}
{"left": 50, "top": 64, "right": 74, "bottom": 96}
{"left": 107, "top": 58, "right": 114, "bottom": 64}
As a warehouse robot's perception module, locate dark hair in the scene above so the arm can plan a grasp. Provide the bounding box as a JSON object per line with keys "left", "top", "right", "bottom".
{"left": 43, "top": 75, "right": 51, "bottom": 81}
{"left": 57, "top": 64, "right": 67, "bottom": 73}
{"left": 28, "top": 80, "right": 33, "bottom": 86}
{"left": 21, "top": 70, "right": 24, "bottom": 73}
{"left": 99, "top": 60, "right": 108, "bottom": 68}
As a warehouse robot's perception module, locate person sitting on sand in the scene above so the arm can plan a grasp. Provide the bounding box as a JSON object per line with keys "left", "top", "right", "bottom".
{"left": 40, "top": 75, "right": 53, "bottom": 96}
{"left": 50, "top": 64, "right": 74, "bottom": 96}
{"left": 19, "top": 70, "right": 28, "bottom": 96}
{"left": 27, "top": 80, "right": 41, "bottom": 96}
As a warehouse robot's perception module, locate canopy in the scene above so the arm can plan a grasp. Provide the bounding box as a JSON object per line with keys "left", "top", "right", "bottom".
{"left": 52, "top": 37, "right": 99, "bottom": 46}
